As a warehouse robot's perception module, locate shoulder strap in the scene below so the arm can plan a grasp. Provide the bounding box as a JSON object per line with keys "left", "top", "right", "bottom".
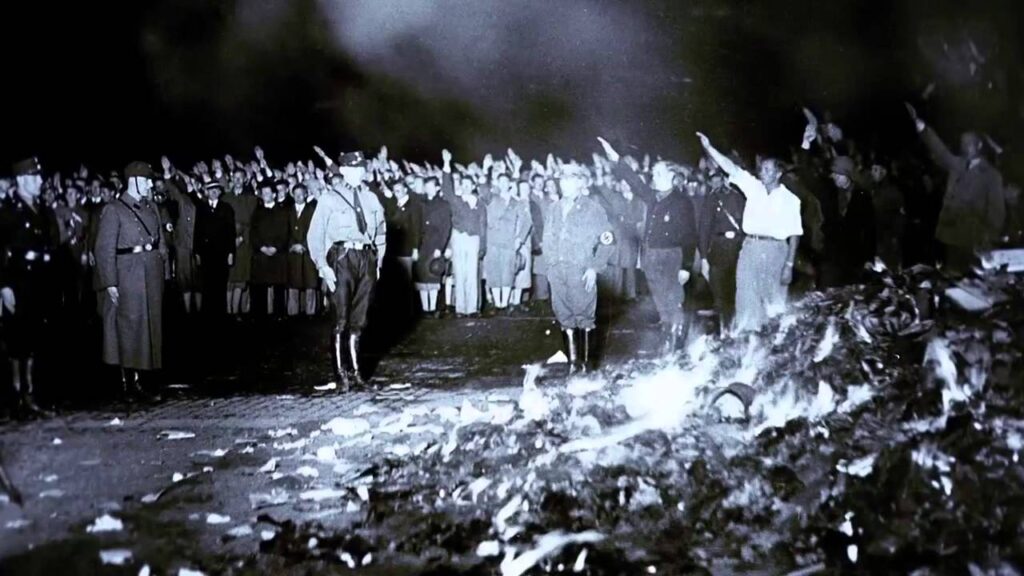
{"left": 118, "top": 198, "right": 157, "bottom": 241}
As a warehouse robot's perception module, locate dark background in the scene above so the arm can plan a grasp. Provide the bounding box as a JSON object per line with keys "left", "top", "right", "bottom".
{"left": 0, "top": 0, "right": 1020, "bottom": 173}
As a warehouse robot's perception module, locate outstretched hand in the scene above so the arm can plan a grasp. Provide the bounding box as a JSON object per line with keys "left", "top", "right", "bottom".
{"left": 904, "top": 102, "right": 918, "bottom": 121}
{"left": 695, "top": 132, "right": 711, "bottom": 149}
{"left": 596, "top": 137, "right": 620, "bottom": 163}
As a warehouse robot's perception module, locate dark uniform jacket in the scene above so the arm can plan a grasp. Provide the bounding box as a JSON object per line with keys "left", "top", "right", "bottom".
{"left": 0, "top": 196, "right": 62, "bottom": 357}
{"left": 698, "top": 187, "right": 746, "bottom": 258}
{"left": 613, "top": 161, "right": 698, "bottom": 271}
{"left": 94, "top": 194, "right": 168, "bottom": 370}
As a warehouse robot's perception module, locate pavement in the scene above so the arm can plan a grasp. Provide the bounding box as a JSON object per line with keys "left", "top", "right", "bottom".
{"left": 0, "top": 295, "right": 678, "bottom": 574}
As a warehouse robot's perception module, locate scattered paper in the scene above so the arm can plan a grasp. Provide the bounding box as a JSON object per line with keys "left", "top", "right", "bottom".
{"left": 268, "top": 428, "right": 298, "bottom": 439}
{"left": 313, "top": 382, "right": 337, "bottom": 392}
{"left": 353, "top": 404, "right": 378, "bottom": 416}
{"left": 172, "top": 473, "right": 185, "bottom": 483}
{"left": 296, "top": 466, "right": 320, "bottom": 478}
{"left": 477, "top": 540, "right": 501, "bottom": 557}
{"left": 258, "top": 458, "right": 279, "bottom": 473}
{"left": 299, "top": 488, "right": 346, "bottom": 501}
{"left": 178, "top": 569, "right": 206, "bottom": 576}
{"left": 225, "top": 525, "right": 254, "bottom": 538}
{"left": 158, "top": 430, "right": 196, "bottom": 441}
{"left": 315, "top": 447, "right": 338, "bottom": 462}
{"left": 99, "top": 549, "right": 133, "bottom": 566}
{"left": 837, "top": 454, "right": 877, "bottom": 477}
{"left": 42, "top": 474, "right": 58, "bottom": 483}
{"left": 193, "top": 449, "right": 229, "bottom": 458}
{"left": 52, "top": 438, "right": 63, "bottom": 446}
{"left": 39, "top": 489, "right": 65, "bottom": 499}
{"left": 5, "top": 520, "right": 31, "bottom": 530}
{"left": 546, "top": 350, "right": 569, "bottom": 365}
{"left": 573, "top": 548, "right": 589, "bottom": 572}
{"left": 500, "top": 531, "right": 605, "bottom": 576}
{"left": 249, "top": 490, "right": 290, "bottom": 509}
{"left": 321, "top": 417, "right": 371, "bottom": 437}
{"left": 206, "top": 514, "right": 231, "bottom": 525}
{"left": 139, "top": 565, "right": 151, "bottom": 576}
{"left": 87, "top": 514, "right": 124, "bottom": 533}
{"left": 108, "top": 418, "right": 123, "bottom": 426}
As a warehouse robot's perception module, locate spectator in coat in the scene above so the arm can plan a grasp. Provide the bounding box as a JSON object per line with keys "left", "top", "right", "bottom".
{"left": 286, "top": 184, "right": 319, "bottom": 316}
{"left": 194, "top": 181, "right": 236, "bottom": 319}
{"left": 250, "top": 181, "right": 290, "bottom": 317}
{"left": 378, "top": 179, "right": 421, "bottom": 321}
{"left": 414, "top": 176, "right": 452, "bottom": 316}
{"left": 907, "top": 104, "right": 1005, "bottom": 272}
{"left": 827, "top": 156, "right": 877, "bottom": 284}
{"left": 223, "top": 175, "right": 258, "bottom": 317}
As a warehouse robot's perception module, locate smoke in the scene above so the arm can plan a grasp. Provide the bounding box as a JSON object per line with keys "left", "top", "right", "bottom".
{"left": 315, "top": 0, "right": 682, "bottom": 159}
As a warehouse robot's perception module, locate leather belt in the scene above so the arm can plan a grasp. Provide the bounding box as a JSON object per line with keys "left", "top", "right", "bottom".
{"left": 333, "top": 241, "right": 369, "bottom": 251}
{"left": 116, "top": 243, "right": 157, "bottom": 256}
{"left": 746, "top": 234, "right": 784, "bottom": 242}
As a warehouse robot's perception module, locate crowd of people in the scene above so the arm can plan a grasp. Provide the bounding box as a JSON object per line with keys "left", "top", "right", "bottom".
{"left": 1, "top": 102, "right": 1020, "bottom": 416}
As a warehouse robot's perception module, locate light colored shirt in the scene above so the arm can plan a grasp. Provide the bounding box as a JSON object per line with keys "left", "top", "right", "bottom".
{"left": 306, "top": 185, "right": 386, "bottom": 275}
{"left": 294, "top": 201, "right": 305, "bottom": 215}
{"left": 729, "top": 170, "right": 802, "bottom": 240}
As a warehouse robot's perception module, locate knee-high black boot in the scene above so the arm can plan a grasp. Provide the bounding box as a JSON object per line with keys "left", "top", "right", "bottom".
{"left": 349, "top": 333, "right": 366, "bottom": 388}
{"left": 333, "top": 329, "right": 351, "bottom": 391}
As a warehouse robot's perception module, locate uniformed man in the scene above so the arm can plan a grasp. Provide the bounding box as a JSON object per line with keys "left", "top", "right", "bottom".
{"left": 307, "top": 151, "right": 386, "bottom": 389}
{"left": 94, "top": 161, "right": 168, "bottom": 400}
{"left": 600, "top": 138, "right": 699, "bottom": 351}
{"left": 698, "top": 172, "right": 746, "bottom": 332}
{"left": 543, "top": 163, "right": 615, "bottom": 374}
{"left": 0, "top": 157, "right": 60, "bottom": 417}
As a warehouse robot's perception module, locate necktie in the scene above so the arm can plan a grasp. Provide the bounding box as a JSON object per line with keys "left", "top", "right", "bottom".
{"left": 351, "top": 187, "right": 368, "bottom": 235}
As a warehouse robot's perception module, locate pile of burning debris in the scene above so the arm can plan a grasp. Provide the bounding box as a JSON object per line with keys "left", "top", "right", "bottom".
{"left": 247, "top": 266, "right": 1024, "bottom": 575}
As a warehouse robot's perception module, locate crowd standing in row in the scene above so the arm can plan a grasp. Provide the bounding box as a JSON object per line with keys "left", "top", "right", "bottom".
{"left": 0, "top": 103, "right": 1020, "bottom": 414}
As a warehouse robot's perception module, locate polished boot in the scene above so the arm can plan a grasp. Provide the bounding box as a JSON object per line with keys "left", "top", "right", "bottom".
{"left": 122, "top": 369, "right": 143, "bottom": 403}
{"left": 333, "top": 331, "right": 351, "bottom": 391}
{"left": 349, "top": 333, "right": 367, "bottom": 388}
{"left": 566, "top": 329, "right": 578, "bottom": 376}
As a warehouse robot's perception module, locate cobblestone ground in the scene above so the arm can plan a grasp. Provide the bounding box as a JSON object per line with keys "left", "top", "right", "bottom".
{"left": 0, "top": 296, "right": 674, "bottom": 574}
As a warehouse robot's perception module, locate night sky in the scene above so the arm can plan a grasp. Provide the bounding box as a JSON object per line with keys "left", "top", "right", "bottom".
{"left": 1, "top": 0, "right": 1020, "bottom": 173}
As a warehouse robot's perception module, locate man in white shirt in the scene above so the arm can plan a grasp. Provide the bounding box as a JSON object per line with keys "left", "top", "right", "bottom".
{"left": 697, "top": 132, "right": 802, "bottom": 333}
